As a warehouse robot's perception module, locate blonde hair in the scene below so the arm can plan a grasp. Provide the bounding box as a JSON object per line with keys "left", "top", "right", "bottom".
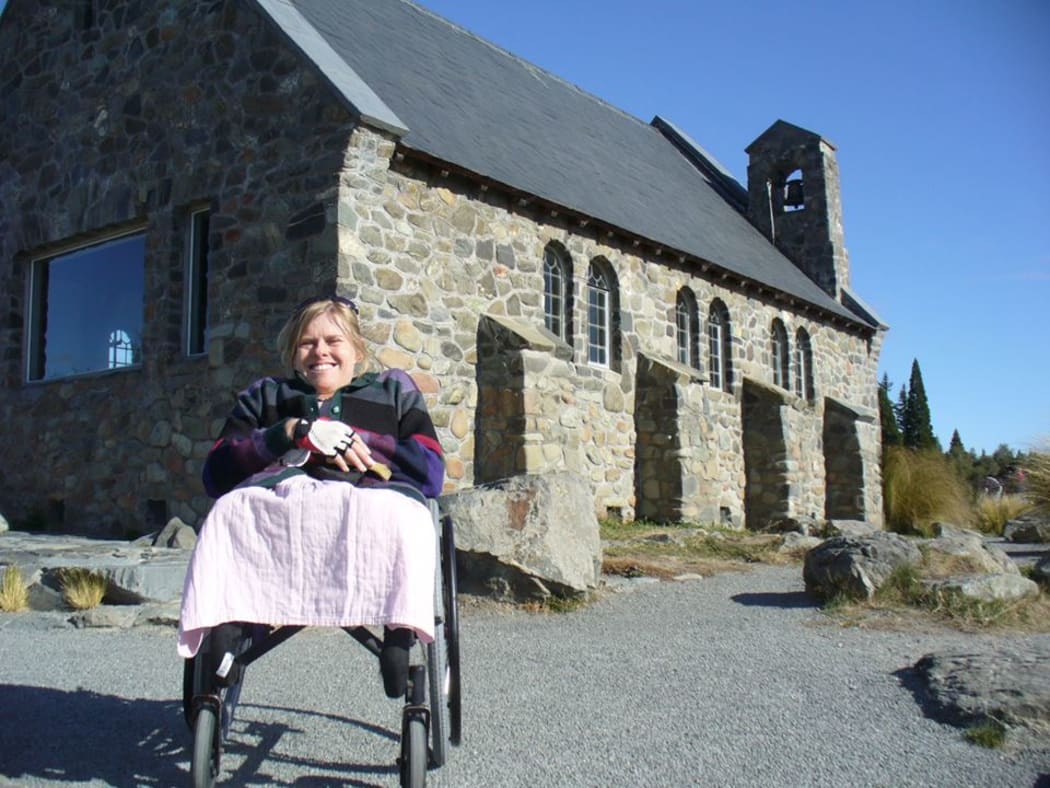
{"left": 276, "top": 299, "right": 368, "bottom": 376}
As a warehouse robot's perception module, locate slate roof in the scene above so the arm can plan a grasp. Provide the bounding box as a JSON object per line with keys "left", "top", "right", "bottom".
{"left": 259, "top": 0, "right": 869, "bottom": 326}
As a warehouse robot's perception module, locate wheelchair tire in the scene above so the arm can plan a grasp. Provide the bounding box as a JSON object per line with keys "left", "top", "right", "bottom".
{"left": 400, "top": 712, "right": 427, "bottom": 788}
{"left": 191, "top": 704, "right": 220, "bottom": 788}
{"left": 442, "top": 513, "right": 463, "bottom": 745}
{"left": 426, "top": 627, "right": 449, "bottom": 766}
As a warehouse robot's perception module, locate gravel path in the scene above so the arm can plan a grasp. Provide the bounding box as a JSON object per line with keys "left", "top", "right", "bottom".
{"left": 1, "top": 564, "right": 1047, "bottom": 787}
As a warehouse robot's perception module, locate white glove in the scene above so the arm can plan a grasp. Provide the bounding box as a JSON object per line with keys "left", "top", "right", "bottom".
{"left": 297, "top": 418, "right": 356, "bottom": 457}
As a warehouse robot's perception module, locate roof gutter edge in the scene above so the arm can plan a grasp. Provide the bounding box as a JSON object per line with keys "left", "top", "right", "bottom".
{"left": 253, "top": 0, "right": 409, "bottom": 137}
{"left": 651, "top": 115, "right": 748, "bottom": 214}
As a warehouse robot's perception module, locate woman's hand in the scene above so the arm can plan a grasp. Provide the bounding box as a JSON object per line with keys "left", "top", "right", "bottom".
{"left": 292, "top": 418, "right": 374, "bottom": 474}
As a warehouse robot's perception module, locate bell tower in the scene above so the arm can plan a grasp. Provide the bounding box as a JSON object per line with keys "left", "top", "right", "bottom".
{"left": 746, "top": 120, "right": 850, "bottom": 300}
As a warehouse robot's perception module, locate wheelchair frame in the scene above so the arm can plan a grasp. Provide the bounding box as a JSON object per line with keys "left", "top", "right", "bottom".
{"left": 182, "top": 500, "right": 461, "bottom": 787}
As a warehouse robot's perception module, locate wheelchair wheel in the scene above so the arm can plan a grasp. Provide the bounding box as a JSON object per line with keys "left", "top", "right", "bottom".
{"left": 442, "top": 513, "right": 463, "bottom": 745}
{"left": 191, "top": 703, "right": 220, "bottom": 788}
{"left": 400, "top": 712, "right": 427, "bottom": 788}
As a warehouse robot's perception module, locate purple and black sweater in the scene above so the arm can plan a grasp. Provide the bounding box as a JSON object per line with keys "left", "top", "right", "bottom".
{"left": 202, "top": 369, "right": 444, "bottom": 505}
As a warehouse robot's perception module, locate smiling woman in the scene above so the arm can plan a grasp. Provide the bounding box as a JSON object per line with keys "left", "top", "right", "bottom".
{"left": 180, "top": 295, "right": 446, "bottom": 700}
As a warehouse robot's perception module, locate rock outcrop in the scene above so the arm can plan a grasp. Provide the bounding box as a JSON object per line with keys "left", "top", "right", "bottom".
{"left": 912, "top": 639, "right": 1050, "bottom": 747}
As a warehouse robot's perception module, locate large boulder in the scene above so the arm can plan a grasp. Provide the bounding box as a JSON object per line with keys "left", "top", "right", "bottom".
{"left": 441, "top": 473, "right": 601, "bottom": 601}
{"left": 803, "top": 532, "right": 922, "bottom": 600}
{"left": 1003, "top": 511, "right": 1050, "bottom": 544}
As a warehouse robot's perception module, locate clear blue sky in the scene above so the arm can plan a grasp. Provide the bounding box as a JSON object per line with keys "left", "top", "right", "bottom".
{"left": 3, "top": 1, "right": 1047, "bottom": 455}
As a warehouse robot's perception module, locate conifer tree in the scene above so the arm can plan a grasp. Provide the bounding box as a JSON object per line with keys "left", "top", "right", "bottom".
{"left": 901, "top": 359, "right": 939, "bottom": 450}
{"left": 878, "top": 374, "right": 902, "bottom": 448}
{"left": 946, "top": 429, "right": 970, "bottom": 478}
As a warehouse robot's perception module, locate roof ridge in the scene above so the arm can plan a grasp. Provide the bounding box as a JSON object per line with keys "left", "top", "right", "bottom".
{"left": 397, "top": 0, "right": 652, "bottom": 130}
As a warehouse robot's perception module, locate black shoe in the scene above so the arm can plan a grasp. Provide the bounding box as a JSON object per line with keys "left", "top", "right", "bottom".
{"left": 380, "top": 627, "right": 414, "bottom": 698}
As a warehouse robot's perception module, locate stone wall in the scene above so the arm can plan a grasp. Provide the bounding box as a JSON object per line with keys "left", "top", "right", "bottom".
{"left": 0, "top": 0, "right": 884, "bottom": 534}
{"left": 0, "top": 1, "right": 356, "bottom": 532}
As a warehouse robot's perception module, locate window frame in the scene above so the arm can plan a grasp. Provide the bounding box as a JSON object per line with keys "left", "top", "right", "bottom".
{"left": 185, "top": 207, "right": 211, "bottom": 356}
{"left": 543, "top": 244, "right": 571, "bottom": 344}
{"left": 794, "top": 327, "right": 814, "bottom": 401}
{"left": 26, "top": 227, "right": 147, "bottom": 382}
{"left": 675, "top": 288, "right": 700, "bottom": 370}
{"left": 586, "top": 262, "right": 611, "bottom": 367}
{"left": 771, "top": 318, "right": 789, "bottom": 389}
{"left": 707, "top": 299, "right": 732, "bottom": 392}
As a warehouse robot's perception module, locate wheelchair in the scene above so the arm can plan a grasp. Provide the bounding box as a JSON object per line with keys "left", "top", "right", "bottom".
{"left": 181, "top": 500, "right": 462, "bottom": 787}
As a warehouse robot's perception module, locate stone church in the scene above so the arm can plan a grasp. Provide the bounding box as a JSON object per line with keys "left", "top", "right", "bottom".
{"left": 0, "top": 0, "right": 885, "bottom": 535}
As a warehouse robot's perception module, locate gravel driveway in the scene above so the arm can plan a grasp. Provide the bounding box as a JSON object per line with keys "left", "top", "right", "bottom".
{"left": 1, "top": 564, "right": 1047, "bottom": 787}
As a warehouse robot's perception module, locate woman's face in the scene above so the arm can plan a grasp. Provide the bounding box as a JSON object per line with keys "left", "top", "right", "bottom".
{"left": 293, "top": 312, "right": 359, "bottom": 397}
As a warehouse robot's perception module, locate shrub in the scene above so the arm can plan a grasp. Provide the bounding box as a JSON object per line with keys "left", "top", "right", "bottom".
{"left": 0, "top": 566, "right": 30, "bottom": 612}
{"left": 58, "top": 568, "right": 109, "bottom": 610}
{"left": 973, "top": 494, "right": 1032, "bottom": 536}
{"left": 1023, "top": 447, "right": 1050, "bottom": 514}
{"left": 883, "top": 446, "right": 973, "bottom": 536}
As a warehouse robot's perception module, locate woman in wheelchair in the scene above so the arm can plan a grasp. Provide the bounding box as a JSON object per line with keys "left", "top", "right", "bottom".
{"left": 177, "top": 295, "right": 445, "bottom": 700}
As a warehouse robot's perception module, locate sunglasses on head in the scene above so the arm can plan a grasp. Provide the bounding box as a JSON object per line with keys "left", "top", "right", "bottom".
{"left": 293, "top": 295, "right": 359, "bottom": 316}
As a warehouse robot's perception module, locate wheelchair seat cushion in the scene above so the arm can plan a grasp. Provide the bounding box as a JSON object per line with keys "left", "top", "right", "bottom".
{"left": 177, "top": 475, "right": 436, "bottom": 658}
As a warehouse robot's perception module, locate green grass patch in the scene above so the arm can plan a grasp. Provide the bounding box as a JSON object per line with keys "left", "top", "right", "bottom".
{"left": 832, "top": 560, "right": 1050, "bottom": 632}
{"left": 964, "top": 720, "right": 1006, "bottom": 749}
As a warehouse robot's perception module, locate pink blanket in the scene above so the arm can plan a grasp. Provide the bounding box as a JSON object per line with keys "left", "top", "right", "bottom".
{"left": 178, "top": 475, "right": 435, "bottom": 657}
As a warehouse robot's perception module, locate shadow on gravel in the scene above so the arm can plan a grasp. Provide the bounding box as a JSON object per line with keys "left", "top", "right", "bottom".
{"left": 0, "top": 683, "right": 187, "bottom": 785}
{"left": 730, "top": 590, "right": 819, "bottom": 609}
{"left": 891, "top": 663, "right": 951, "bottom": 725}
{"left": 222, "top": 702, "right": 399, "bottom": 786}
{"left": 0, "top": 685, "right": 402, "bottom": 786}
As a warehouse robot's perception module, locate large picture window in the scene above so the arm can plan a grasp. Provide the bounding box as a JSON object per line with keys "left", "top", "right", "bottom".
{"left": 27, "top": 231, "right": 146, "bottom": 381}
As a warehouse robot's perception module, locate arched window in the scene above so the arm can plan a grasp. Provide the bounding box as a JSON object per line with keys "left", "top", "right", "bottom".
{"left": 586, "top": 258, "right": 618, "bottom": 368}
{"left": 794, "top": 328, "right": 814, "bottom": 401}
{"left": 543, "top": 244, "right": 572, "bottom": 343}
{"left": 675, "top": 288, "right": 700, "bottom": 369}
{"left": 771, "top": 318, "right": 789, "bottom": 389}
{"left": 108, "top": 329, "right": 134, "bottom": 369}
{"left": 707, "top": 299, "right": 732, "bottom": 392}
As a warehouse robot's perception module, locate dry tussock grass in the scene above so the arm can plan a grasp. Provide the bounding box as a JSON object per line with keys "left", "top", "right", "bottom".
{"left": 974, "top": 494, "right": 1032, "bottom": 535}
{"left": 0, "top": 566, "right": 30, "bottom": 612}
{"left": 883, "top": 447, "right": 973, "bottom": 535}
{"left": 58, "top": 568, "right": 109, "bottom": 610}
{"left": 1024, "top": 447, "right": 1050, "bottom": 514}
